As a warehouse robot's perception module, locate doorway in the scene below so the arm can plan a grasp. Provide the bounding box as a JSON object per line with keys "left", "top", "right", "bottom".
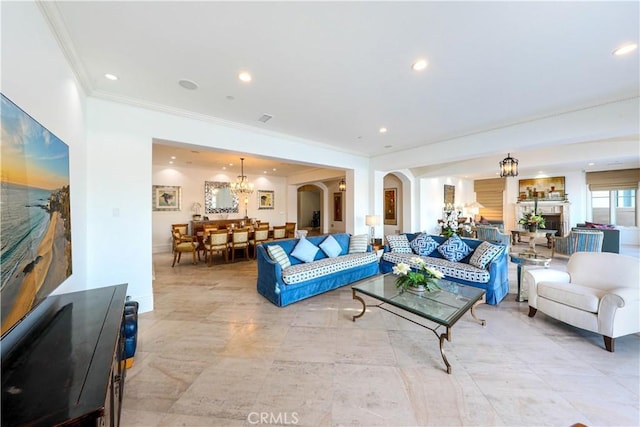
{"left": 297, "top": 185, "right": 322, "bottom": 236}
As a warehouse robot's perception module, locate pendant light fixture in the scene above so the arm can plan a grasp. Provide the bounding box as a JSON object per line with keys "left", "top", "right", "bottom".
{"left": 338, "top": 178, "right": 346, "bottom": 192}
{"left": 230, "top": 158, "right": 254, "bottom": 196}
{"left": 499, "top": 153, "right": 519, "bottom": 177}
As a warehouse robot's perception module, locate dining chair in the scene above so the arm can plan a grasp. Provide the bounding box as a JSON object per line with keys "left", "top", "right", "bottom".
{"left": 285, "top": 222, "right": 297, "bottom": 238}
{"left": 228, "top": 227, "right": 250, "bottom": 261}
{"left": 249, "top": 226, "right": 270, "bottom": 259}
{"left": 203, "top": 229, "right": 229, "bottom": 266}
{"left": 171, "top": 223, "right": 189, "bottom": 252}
{"left": 272, "top": 225, "right": 287, "bottom": 240}
{"left": 171, "top": 229, "right": 199, "bottom": 267}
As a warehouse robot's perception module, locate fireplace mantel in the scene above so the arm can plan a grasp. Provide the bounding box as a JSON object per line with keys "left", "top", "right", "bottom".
{"left": 516, "top": 200, "right": 571, "bottom": 236}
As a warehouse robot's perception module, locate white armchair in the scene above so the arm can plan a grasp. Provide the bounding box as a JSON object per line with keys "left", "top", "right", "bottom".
{"left": 525, "top": 252, "right": 640, "bottom": 352}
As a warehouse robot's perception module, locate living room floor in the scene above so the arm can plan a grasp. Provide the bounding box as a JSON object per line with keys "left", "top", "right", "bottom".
{"left": 122, "top": 244, "right": 640, "bottom": 427}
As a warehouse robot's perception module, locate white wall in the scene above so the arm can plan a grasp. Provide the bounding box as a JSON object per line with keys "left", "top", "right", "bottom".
{"left": 152, "top": 164, "right": 287, "bottom": 252}
{"left": 419, "top": 176, "right": 475, "bottom": 235}
{"left": 3, "top": 2, "right": 88, "bottom": 295}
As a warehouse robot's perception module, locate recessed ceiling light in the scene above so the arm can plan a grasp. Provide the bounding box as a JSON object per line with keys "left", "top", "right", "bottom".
{"left": 272, "top": 168, "right": 277, "bottom": 171}
{"left": 178, "top": 79, "right": 199, "bottom": 90}
{"left": 613, "top": 43, "right": 638, "bottom": 56}
{"left": 379, "top": 127, "right": 388, "bottom": 133}
{"left": 238, "top": 71, "right": 252, "bottom": 82}
{"left": 588, "top": 162, "right": 595, "bottom": 166}
{"left": 169, "top": 161, "right": 173, "bottom": 164}
{"left": 411, "top": 59, "right": 428, "bottom": 71}
{"left": 170, "top": 156, "right": 176, "bottom": 160}
{"left": 222, "top": 166, "right": 226, "bottom": 170}
{"left": 104, "top": 73, "right": 118, "bottom": 81}
{"left": 263, "top": 171, "right": 268, "bottom": 174}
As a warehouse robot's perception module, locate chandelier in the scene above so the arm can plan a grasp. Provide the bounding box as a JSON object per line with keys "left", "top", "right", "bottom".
{"left": 230, "top": 158, "right": 254, "bottom": 195}
{"left": 499, "top": 153, "right": 519, "bottom": 177}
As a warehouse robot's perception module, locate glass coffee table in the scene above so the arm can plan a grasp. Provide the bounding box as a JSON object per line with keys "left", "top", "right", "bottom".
{"left": 351, "top": 274, "right": 486, "bottom": 374}
{"left": 509, "top": 252, "right": 551, "bottom": 302}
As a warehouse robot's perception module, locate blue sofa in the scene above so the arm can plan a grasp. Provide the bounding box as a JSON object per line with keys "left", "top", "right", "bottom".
{"left": 256, "top": 233, "right": 379, "bottom": 307}
{"left": 379, "top": 233, "right": 509, "bottom": 305}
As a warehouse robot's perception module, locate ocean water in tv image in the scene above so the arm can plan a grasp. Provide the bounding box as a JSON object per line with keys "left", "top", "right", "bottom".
{"left": 1, "top": 183, "right": 52, "bottom": 288}
{"left": 1, "top": 94, "right": 72, "bottom": 336}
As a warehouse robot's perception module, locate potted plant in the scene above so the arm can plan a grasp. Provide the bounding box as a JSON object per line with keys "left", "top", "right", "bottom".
{"left": 519, "top": 212, "right": 546, "bottom": 231}
{"left": 392, "top": 257, "right": 444, "bottom": 293}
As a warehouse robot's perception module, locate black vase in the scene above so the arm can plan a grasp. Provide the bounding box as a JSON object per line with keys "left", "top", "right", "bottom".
{"left": 528, "top": 224, "right": 538, "bottom": 232}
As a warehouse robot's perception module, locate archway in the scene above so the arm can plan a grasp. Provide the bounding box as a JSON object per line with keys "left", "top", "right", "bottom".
{"left": 297, "top": 184, "right": 322, "bottom": 236}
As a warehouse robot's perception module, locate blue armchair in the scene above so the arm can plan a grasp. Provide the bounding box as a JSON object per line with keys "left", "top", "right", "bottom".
{"left": 551, "top": 229, "right": 604, "bottom": 258}
{"left": 475, "top": 225, "right": 511, "bottom": 246}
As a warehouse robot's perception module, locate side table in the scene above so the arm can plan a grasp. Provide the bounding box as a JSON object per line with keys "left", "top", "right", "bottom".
{"left": 509, "top": 252, "right": 551, "bottom": 302}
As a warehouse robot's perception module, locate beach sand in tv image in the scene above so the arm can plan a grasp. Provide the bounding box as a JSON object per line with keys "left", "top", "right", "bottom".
{"left": 1, "top": 94, "right": 72, "bottom": 335}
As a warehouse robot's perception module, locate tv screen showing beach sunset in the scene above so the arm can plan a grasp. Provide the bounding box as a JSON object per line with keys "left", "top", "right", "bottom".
{"left": 1, "top": 94, "right": 72, "bottom": 336}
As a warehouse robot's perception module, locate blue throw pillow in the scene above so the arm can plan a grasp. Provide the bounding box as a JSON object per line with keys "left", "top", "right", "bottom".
{"left": 410, "top": 234, "right": 439, "bottom": 256}
{"left": 291, "top": 237, "right": 319, "bottom": 263}
{"left": 319, "top": 235, "right": 342, "bottom": 258}
{"left": 437, "top": 235, "right": 472, "bottom": 262}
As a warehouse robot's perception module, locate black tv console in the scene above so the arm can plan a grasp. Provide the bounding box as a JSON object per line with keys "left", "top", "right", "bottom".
{"left": 1, "top": 284, "right": 128, "bottom": 427}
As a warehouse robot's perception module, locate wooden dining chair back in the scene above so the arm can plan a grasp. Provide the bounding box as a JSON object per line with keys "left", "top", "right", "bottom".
{"left": 228, "top": 228, "right": 250, "bottom": 261}
{"left": 249, "top": 227, "right": 270, "bottom": 258}
{"left": 204, "top": 229, "right": 229, "bottom": 266}
{"left": 171, "top": 230, "right": 198, "bottom": 267}
{"left": 285, "top": 222, "right": 297, "bottom": 238}
{"left": 171, "top": 223, "right": 189, "bottom": 252}
{"left": 272, "top": 225, "right": 287, "bottom": 240}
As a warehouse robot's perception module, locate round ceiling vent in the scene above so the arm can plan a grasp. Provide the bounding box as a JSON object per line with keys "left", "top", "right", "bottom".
{"left": 178, "top": 79, "right": 199, "bottom": 90}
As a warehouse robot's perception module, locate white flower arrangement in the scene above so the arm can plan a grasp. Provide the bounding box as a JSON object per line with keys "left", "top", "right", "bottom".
{"left": 393, "top": 257, "right": 444, "bottom": 292}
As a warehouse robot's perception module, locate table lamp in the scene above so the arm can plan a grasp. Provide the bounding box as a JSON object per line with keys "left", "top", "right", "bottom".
{"left": 466, "top": 201, "right": 484, "bottom": 224}
{"left": 365, "top": 215, "right": 380, "bottom": 246}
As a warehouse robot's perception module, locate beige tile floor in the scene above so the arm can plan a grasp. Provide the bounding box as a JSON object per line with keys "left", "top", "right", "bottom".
{"left": 122, "top": 244, "right": 640, "bottom": 427}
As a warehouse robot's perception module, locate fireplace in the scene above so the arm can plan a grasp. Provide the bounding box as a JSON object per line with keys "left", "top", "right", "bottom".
{"left": 515, "top": 200, "right": 570, "bottom": 237}
{"left": 541, "top": 214, "right": 562, "bottom": 236}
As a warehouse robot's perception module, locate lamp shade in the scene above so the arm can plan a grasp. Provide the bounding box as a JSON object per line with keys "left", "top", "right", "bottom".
{"left": 365, "top": 215, "right": 380, "bottom": 226}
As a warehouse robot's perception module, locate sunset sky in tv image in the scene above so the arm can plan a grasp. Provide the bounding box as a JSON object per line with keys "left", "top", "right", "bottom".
{"left": 1, "top": 95, "right": 70, "bottom": 191}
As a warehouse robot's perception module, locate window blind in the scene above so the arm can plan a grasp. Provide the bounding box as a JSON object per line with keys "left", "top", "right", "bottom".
{"left": 474, "top": 178, "right": 505, "bottom": 220}
{"left": 586, "top": 169, "right": 640, "bottom": 191}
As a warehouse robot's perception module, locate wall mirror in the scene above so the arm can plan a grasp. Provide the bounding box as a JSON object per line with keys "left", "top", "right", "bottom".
{"left": 204, "top": 181, "right": 239, "bottom": 214}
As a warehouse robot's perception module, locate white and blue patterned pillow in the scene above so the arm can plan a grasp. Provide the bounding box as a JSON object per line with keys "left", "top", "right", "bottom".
{"left": 348, "top": 234, "right": 369, "bottom": 254}
{"left": 437, "top": 235, "right": 472, "bottom": 262}
{"left": 386, "top": 234, "right": 412, "bottom": 253}
{"left": 469, "top": 241, "right": 503, "bottom": 269}
{"left": 267, "top": 245, "right": 291, "bottom": 269}
{"left": 291, "top": 237, "right": 320, "bottom": 263}
{"left": 320, "top": 235, "right": 343, "bottom": 258}
{"left": 410, "top": 234, "right": 439, "bottom": 256}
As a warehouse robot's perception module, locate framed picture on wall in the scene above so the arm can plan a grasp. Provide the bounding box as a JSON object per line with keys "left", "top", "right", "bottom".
{"left": 152, "top": 185, "right": 181, "bottom": 211}
{"left": 333, "top": 192, "right": 343, "bottom": 222}
{"left": 258, "top": 190, "right": 274, "bottom": 209}
{"left": 384, "top": 188, "right": 397, "bottom": 225}
{"left": 444, "top": 184, "right": 455, "bottom": 208}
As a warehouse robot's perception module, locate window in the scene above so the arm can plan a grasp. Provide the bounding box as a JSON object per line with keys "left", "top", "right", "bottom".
{"left": 591, "top": 189, "right": 636, "bottom": 226}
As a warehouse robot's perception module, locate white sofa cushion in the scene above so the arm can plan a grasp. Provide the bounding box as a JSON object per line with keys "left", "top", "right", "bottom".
{"left": 282, "top": 253, "right": 378, "bottom": 285}
{"left": 267, "top": 244, "right": 291, "bottom": 269}
{"left": 538, "top": 281, "right": 604, "bottom": 313}
{"left": 382, "top": 252, "right": 490, "bottom": 283}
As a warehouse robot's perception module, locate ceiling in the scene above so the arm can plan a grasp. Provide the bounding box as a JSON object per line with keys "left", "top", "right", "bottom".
{"left": 43, "top": 1, "right": 639, "bottom": 177}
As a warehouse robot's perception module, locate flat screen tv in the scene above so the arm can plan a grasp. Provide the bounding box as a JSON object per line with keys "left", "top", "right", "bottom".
{"left": 1, "top": 93, "right": 72, "bottom": 337}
